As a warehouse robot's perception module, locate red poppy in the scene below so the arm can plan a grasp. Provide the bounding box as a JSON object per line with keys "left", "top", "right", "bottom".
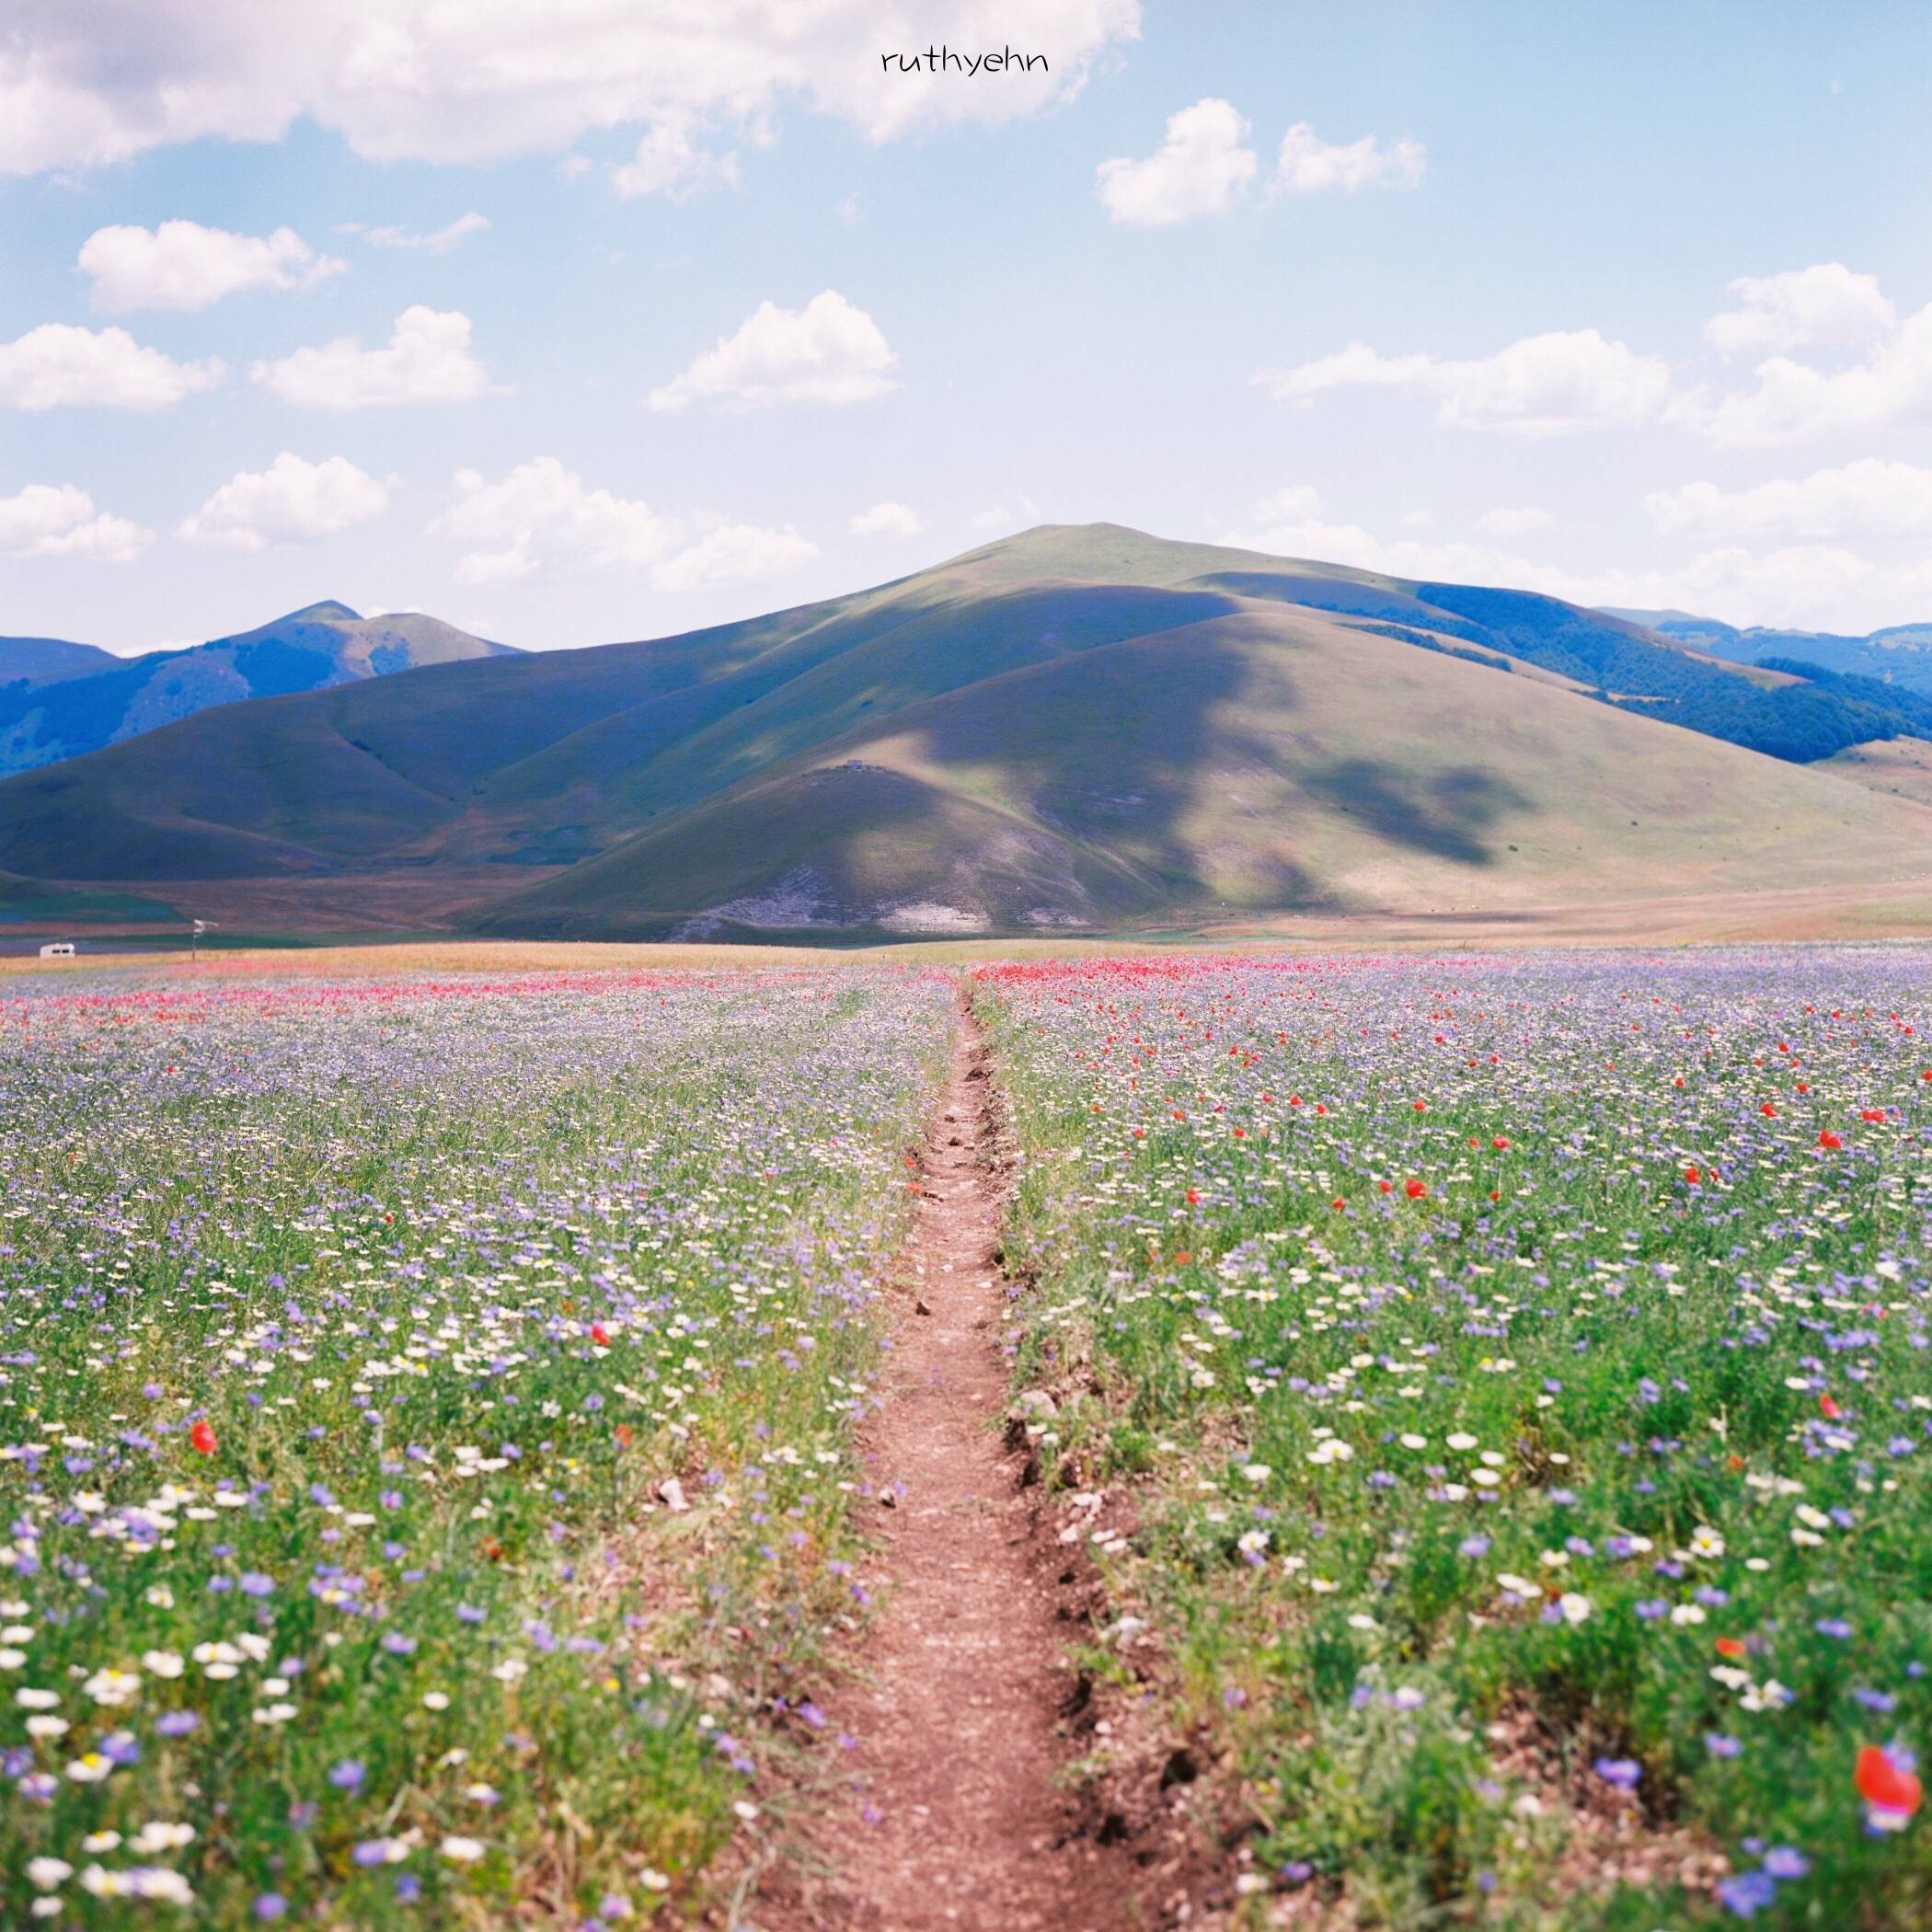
{"left": 1760, "top": 1102, "right": 1778, "bottom": 1117}
{"left": 1404, "top": 1178, "right": 1428, "bottom": 1200}
{"left": 1492, "top": 1136, "right": 1511, "bottom": 1150}
{"left": 1684, "top": 1165, "right": 1701, "bottom": 1185}
{"left": 591, "top": 1323, "right": 611, "bottom": 1347}
{"left": 1330, "top": 1197, "right": 1346, "bottom": 1212}
{"left": 1857, "top": 1744, "right": 1922, "bottom": 1817}
{"left": 1412, "top": 1099, "right": 1428, "bottom": 1112}
{"left": 615, "top": 1423, "right": 634, "bottom": 1449}
{"left": 1186, "top": 1187, "right": 1202, "bottom": 1205}
{"left": 1821, "top": 1394, "right": 1843, "bottom": 1420}
{"left": 190, "top": 1419, "right": 217, "bottom": 1455}
{"left": 1818, "top": 1130, "right": 1843, "bottom": 1151}
{"left": 1378, "top": 1179, "right": 1394, "bottom": 1194}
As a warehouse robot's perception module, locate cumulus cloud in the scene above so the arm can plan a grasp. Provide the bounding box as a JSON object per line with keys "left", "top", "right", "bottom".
{"left": 1704, "top": 263, "right": 1896, "bottom": 356}
{"left": 610, "top": 119, "right": 739, "bottom": 199}
{"left": 0, "top": 482, "right": 153, "bottom": 561}
{"left": 252, "top": 305, "right": 494, "bottom": 409}
{"left": 850, "top": 500, "right": 923, "bottom": 536}
{"left": 78, "top": 220, "right": 342, "bottom": 311}
{"left": 1254, "top": 265, "right": 1932, "bottom": 450}
{"left": 1257, "top": 328, "right": 1677, "bottom": 436}
{"left": 651, "top": 522, "right": 817, "bottom": 592}
{"left": 649, "top": 291, "right": 896, "bottom": 411}
{"left": 0, "top": 1, "right": 1138, "bottom": 174}
{"left": 1692, "top": 293, "right": 1932, "bottom": 447}
{"left": 0, "top": 322, "right": 223, "bottom": 409}
{"left": 431, "top": 456, "right": 814, "bottom": 591}
{"left": 177, "top": 452, "right": 391, "bottom": 551}
{"left": 1647, "top": 460, "right": 1932, "bottom": 541}
{"left": 346, "top": 212, "right": 489, "bottom": 253}
{"left": 1271, "top": 121, "right": 1424, "bottom": 194}
{"left": 1095, "top": 97, "right": 1256, "bottom": 225}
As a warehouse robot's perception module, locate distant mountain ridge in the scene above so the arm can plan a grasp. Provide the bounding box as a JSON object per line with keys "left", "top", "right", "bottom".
{"left": 0, "top": 602, "right": 515, "bottom": 776}
{"left": 1603, "top": 606, "right": 1932, "bottom": 698}
{"left": 3, "top": 523, "right": 1931, "bottom": 943}
{"left": 0, "top": 636, "right": 120, "bottom": 685}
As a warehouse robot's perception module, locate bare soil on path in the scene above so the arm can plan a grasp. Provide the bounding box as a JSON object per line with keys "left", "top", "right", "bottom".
{"left": 761, "top": 989, "right": 1136, "bottom": 1932}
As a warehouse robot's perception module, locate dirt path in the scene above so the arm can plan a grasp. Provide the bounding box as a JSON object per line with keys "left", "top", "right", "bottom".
{"left": 765, "top": 988, "right": 1131, "bottom": 1932}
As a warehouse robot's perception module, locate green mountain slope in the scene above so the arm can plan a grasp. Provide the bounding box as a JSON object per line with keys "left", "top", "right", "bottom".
{"left": 3, "top": 525, "right": 1930, "bottom": 939}
{"left": 0, "top": 602, "right": 516, "bottom": 776}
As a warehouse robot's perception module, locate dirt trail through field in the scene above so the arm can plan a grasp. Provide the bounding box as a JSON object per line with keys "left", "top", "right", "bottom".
{"left": 765, "top": 987, "right": 1131, "bottom": 1931}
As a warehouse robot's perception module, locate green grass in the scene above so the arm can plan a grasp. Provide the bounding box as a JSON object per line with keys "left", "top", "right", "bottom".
{"left": 977, "top": 948, "right": 1932, "bottom": 1929}
{"left": 0, "top": 961, "right": 954, "bottom": 1925}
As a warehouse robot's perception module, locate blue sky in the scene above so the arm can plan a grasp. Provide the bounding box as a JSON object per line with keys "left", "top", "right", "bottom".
{"left": 4, "top": 1, "right": 1931, "bottom": 653}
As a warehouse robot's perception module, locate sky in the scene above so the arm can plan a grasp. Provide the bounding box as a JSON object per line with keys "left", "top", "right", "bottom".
{"left": 4, "top": 0, "right": 1932, "bottom": 656}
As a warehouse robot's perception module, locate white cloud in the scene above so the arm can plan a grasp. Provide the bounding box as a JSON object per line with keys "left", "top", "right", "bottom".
{"left": 1693, "top": 297, "right": 1932, "bottom": 447}
{"left": 1647, "top": 460, "right": 1932, "bottom": 541}
{"left": 252, "top": 305, "right": 493, "bottom": 409}
{"left": 610, "top": 120, "right": 738, "bottom": 199}
{"left": 649, "top": 291, "right": 896, "bottom": 411}
{"left": 1704, "top": 263, "right": 1895, "bottom": 356}
{"left": 651, "top": 522, "right": 816, "bottom": 592}
{"left": 0, "top": 2, "right": 1139, "bottom": 174}
{"left": 1257, "top": 328, "right": 1677, "bottom": 436}
{"left": 430, "top": 457, "right": 814, "bottom": 591}
{"left": 0, "top": 482, "right": 152, "bottom": 562}
{"left": 0, "top": 322, "right": 223, "bottom": 410}
{"left": 850, "top": 500, "right": 923, "bottom": 536}
{"left": 177, "top": 452, "right": 391, "bottom": 552}
{"left": 349, "top": 212, "right": 489, "bottom": 253}
{"left": 78, "top": 220, "right": 341, "bottom": 312}
{"left": 1271, "top": 121, "right": 1424, "bottom": 194}
{"left": 1095, "top": 98, "right": 1255, "bottom": 225}
{"left": 1478, "top": 506, "right": 1554, "bottom": 538}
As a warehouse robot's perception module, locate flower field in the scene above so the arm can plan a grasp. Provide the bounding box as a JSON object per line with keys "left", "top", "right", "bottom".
{"left": 977, "top": 949, "right": 1932, "bottom": 1928}
{"left": 0, "top": 963, "right": 953, "bottom": 1926}
{"left": 9, "top": 944, "right": 1932, "bottom": 1930}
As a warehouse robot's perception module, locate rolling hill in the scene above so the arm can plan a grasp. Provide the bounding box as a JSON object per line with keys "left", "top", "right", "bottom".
{"left": 0, "top": 602, "right": 515, "bottom": 776}
{"left": 4, "top": 524, "right": 1932, "bottom": 943}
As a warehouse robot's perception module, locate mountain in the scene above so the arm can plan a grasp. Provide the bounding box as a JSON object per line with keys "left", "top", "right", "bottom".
{"left": 0, "top": 602, "right": 516, "bottom": 776}
{"left": 1604, "top": 607, "right": 1932, "bottom": 697}
{"left": 0, "top": 636, "right": 120, "bottom": 685}
{"left": 3, "top": 524, "right": 1931, "bottom": 942}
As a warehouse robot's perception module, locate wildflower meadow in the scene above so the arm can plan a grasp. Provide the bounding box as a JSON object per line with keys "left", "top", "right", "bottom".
{"left": 978, "top": 949, "right": 1932, "bottom": 1927}
{"left": 6, "top": 946, "right": 1932, "bottom": 1929}
{"left": 0, "top": 963, "right": 952, "bottom": 1926}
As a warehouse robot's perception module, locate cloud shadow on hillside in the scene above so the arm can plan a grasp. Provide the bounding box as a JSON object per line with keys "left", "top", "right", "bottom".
{"left": 1300, "top": 758, "right": 1528, "bottom": 867}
